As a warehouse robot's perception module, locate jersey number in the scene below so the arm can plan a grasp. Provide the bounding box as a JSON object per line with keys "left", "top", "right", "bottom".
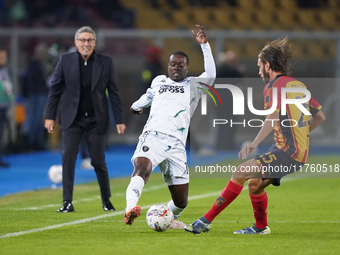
{"left": 261, "top": 153, "right": 277, "bottom": 164}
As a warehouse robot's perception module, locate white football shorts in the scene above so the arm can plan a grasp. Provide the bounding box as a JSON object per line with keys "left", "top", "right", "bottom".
{"left": 131, "top": 131, "right": 189, "bottom": 186}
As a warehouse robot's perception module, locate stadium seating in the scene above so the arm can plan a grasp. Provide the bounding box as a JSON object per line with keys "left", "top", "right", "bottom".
{"left": 124, "top": 0, "right": 340, "bottom": 31}
{"left": 278, "top": 0, "right": 298, "bottom": 11}
{"left": 119, "top": 0, "right": 338, "bottom": 60}
{"left": 329, "top": 0, "right": 340, "bottom": 9}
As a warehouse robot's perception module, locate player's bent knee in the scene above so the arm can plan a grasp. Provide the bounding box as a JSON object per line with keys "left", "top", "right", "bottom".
{"left": 247, "top": 179, "right": 264, "bottom": 194}
{"left": 132, "top": 167, "right": 149, "bottom": 180}
{"left": 132, "top": 168, "right": 151, "bottom": 182}
{"left": 231, "top": 177, "right": 247, "bottom": 186}
{"left": 248, "top": 184, "right": 262, "bottom": 194}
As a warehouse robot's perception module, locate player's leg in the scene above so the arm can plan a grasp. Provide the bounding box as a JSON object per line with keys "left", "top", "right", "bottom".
{"left": 168, "top": 183, "right": 189, "bottom": 229}
{"left": 234, "top": 145, "right": 293, "bottom": 234}
{"left": 160, "top": 138, "right": 189, "bottom": 229}
{"left": 126, "top": 157, "right": 152, "bottom": 210}
{"left": 233, "top": 178, "right": 273, "bottom": 234}
{"left": 125, "top": 132, "right": 166, "bottom": 225}
{"left": 185, "top": 159, "right": 261, "bottom": 234}
{"left": 167, "top": 183, "right": 188, "bottom": 218}
{"left": 124, "top": 157, "right": 152, "bottom": 225}
{"left": 167, "top": 183, "right": 189, "bottom": 229}
{"left": 249, "top": 178, "right": 273, "bottom": 229}
{"left": 203, "top": 159, "right": 261, "bottom": 222}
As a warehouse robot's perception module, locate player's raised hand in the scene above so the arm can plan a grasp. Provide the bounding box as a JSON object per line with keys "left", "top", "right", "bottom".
{"left": 192, "top": 24, "right": 207, "bottom": 44}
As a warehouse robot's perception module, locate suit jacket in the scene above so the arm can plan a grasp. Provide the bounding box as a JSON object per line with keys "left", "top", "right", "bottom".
{"left": 45, "top": 51, "right": 124, "bottom": 135}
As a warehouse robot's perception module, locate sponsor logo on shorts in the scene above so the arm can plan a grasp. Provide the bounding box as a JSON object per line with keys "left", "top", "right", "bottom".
{"left": 142, "top": 146, "right": 149, "bottom": 152}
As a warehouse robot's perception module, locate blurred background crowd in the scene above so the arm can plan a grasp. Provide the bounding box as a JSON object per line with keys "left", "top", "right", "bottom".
{"left": 0, "top": 0, "right": 135, "bottom": 28}
{"left": 0, "top": 0, "right": 336, "bottom": 29}
{"left": 0, "top": 0, "right": 339, "bottom": 167}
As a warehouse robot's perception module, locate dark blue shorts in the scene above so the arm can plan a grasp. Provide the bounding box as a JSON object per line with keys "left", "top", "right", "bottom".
{"left": 255, "top": 144, "right": 304, "bottom": 186}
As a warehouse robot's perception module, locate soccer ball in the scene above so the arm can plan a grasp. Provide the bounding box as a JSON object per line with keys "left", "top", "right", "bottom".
{"left": 48, "top": 165, "right": 63, "bottom": 184}
{"left": 146, "top": 204, "right": 173, "bottom": 232}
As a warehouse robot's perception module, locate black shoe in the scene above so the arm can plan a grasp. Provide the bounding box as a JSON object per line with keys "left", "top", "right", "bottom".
{"left": 57, "top": 201, "right": 74, "bottom": 212}
{"left": 103, "top": 200, "right": 115, "bottom": 211}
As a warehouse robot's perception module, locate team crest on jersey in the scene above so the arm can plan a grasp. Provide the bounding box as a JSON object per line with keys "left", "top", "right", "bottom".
{"left": 214, "top": 196, "right": 226, "bottom": 206}
{"left": 159, "top": 85, "right": 185, "bottom": 94}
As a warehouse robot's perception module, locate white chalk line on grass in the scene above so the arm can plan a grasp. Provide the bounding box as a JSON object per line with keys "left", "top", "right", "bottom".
{"left": 0, "top": 203, "right": 156, "bottom": 239}
{"left": 0, "top": 179, "right": 287, "bottom": 238}
{"left": 4, "top": 184, "right": 166, "bottom": 211}
{"left": 0, "top": 176, "right": 326, "bottom": 239}
{"left": 0, "top": 202, "right": 165, "bottom": 239}
{"left": 0, "top": 210, "right": 125, "bottom": 239}
{"left": 3, "top": 171, "right": 327, "bottom": 211}
{"left": 0, "top": 186, "right": 228, "bottom": 239}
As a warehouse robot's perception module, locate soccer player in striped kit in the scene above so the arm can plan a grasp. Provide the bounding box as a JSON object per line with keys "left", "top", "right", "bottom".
{"left": 185, "top": 37, "right": 326, "bottom": 235}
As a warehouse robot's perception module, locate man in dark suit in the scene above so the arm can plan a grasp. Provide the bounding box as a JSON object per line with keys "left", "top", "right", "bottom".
{"left": 44, "top": 26, "right": 126, "bottom": 212}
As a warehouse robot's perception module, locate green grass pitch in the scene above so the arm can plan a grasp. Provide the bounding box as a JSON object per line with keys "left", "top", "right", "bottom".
{"left": 0, "top": 155, "right": 339, "bottom": 255}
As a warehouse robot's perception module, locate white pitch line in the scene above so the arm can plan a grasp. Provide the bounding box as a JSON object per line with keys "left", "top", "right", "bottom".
{"left": 0, "top": 210, "right": 125, "bottom": 239}
{"left": 0, "top": 188, "right": 225, "bottom": 239}
{"left": 6, "top": 184, "right": 166, "bottom": 211}
{"left": 3, "top": 170, "right": 325, "bottom": 211}
{"left": 0, "top": 176, "right": 312, "bottom": 239}
{"left": 0, "top": 203, "right": 162, "bottom": 239}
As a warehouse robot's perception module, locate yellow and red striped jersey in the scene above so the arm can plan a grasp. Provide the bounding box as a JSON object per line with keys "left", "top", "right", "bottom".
{"left": 263, "top": 74, "right": 322, "bottom": 163}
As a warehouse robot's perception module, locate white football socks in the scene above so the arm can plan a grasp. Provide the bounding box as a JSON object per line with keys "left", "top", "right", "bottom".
{"left": 125, "top": 175, "right": 145, "bottom": 213}
{"left": 167, "top": 200, "right": 186, "bottom": 219}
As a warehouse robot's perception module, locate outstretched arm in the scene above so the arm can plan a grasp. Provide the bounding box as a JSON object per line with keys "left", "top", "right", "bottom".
{"left": 192, "top": 25, "right": 216, "bottom": 79}
{"left": 130, "top": 86, "right": 154, "bottom": 114}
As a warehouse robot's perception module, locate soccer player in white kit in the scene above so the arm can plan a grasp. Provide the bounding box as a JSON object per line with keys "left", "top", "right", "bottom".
{"left": 124, "top": 25, "right": 216, "bottom": 227}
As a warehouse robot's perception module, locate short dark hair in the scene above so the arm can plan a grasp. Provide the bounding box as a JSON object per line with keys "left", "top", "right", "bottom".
{"left": 169, "top": 51, "right": 189, "bottom": 65}
{"left": 258, "top": 37, "right": 293, "bottom": 75}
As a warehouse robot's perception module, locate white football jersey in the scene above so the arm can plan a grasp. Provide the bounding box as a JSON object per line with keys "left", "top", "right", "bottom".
{"left": 131, "top": 42, "right": 216, "bottom": 145}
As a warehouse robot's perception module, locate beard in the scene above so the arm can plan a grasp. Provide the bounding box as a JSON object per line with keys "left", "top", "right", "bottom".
{"left": 261, "top": 67, "right": 270, "bottom": 84}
